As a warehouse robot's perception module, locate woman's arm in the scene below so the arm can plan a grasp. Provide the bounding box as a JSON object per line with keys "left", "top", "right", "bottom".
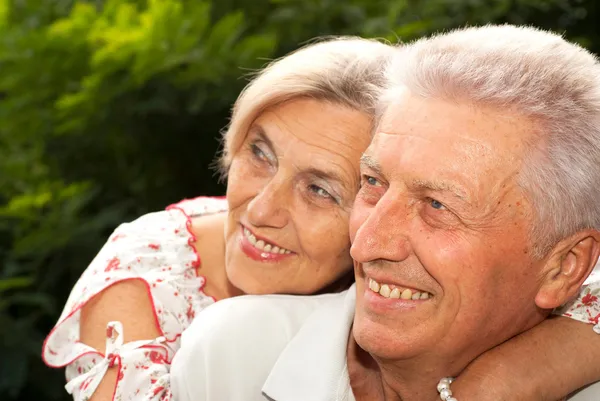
{"left": 452, "top": 276, "right": 600, "bottom": 401}
{"left": 79, "top": 280, "right": 162, "bottom": 401}
{"left": 42, "top": 203, "right": 219, "bottom": 401}
{"left": 452, "top": 316, "right": 599, "bottom": 400}
{"left": 81, "top": 280, "right": 162, "bottom": 349}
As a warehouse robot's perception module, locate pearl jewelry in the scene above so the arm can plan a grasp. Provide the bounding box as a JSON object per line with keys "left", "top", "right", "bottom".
{"left": 437, "top": 377, "right": 458, "bottom": 401}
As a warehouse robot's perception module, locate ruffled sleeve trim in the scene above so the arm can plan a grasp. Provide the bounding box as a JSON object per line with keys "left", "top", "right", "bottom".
{"left": 42, "top": 196, "right": 227, "bottom": 368}
{"left": 64, "top": 321, "right": 172, "bottom": 401}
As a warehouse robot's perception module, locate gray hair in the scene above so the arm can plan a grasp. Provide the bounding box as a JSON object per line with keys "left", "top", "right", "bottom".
{"left": 219, "top": 37, "right": 392, "bottom": 174}
{"left": 381, "top": 25, "right": 600, "bottom": 258}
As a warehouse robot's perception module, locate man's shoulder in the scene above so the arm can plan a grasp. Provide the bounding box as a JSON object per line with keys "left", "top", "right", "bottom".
{"left": 192, "top": 291, "right": 344, "bottom": 333}
{"left": 569, "top": 381, "right": 600, "bottom": 400}
{"left": 180, "top": 291, "right": 348, "bottom": 356}
{"left": 171, "top": 291, "right": 349, "bottom": 401}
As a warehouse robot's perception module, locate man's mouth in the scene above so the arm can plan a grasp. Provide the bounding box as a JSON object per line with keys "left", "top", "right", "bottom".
{"left": 368, "top": 278, "right": 432, "bottom": 300}
{"left": 243, "top": 227, "right": 292, "bottom": 255}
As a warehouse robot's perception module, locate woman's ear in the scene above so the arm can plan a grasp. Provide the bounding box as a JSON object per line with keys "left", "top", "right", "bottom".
{"left": 535, "top": 231, "right": 600, "bottom": 309}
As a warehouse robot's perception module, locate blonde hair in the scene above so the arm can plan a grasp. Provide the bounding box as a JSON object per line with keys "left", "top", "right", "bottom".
{"left": 219, "top": 37, "right": 392, "bottom": 174}
{"left": 382, "top": 25, "right": 600, "bottom": 257}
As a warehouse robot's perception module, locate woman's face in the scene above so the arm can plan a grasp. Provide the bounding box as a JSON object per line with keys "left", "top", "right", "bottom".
{"left": 225, "top": 98, "right": 372, "bottom": 295}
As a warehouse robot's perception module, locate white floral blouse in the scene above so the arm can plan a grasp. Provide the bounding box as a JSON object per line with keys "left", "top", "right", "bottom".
{"left": 42, "top": 197, "right": 226, "bottom": 401}
{"left": 42, "top": 196, "right": 600, "bottom": 401}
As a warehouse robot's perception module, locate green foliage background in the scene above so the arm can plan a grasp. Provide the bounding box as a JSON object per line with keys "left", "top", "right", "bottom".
{"left": 0, "top": 0, "right": 596, "bottom": 400}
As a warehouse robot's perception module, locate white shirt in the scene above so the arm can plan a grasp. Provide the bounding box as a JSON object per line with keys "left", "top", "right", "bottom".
{"left": 171, "top": 285, "right": 600, "bottom": 401}
{"left": 171, "top": 290, "right": 351, "bottom": 401}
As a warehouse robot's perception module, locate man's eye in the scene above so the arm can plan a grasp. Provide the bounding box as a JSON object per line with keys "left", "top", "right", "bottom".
{"left": 429, "top": 198, "right": 446, "bottom": 210}
{"left": 362, "top": 175, "right": 380, "bottom": 187}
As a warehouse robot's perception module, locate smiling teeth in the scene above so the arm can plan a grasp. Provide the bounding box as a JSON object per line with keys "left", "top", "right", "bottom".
{"left": 369, "top": 278, "right": 431, "bottom": 300}
{"left": 243, "top": 227, "right": 291, "bottom": 254}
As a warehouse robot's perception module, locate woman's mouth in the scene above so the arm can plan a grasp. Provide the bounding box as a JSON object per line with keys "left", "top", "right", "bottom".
{"left": 241, "top": 226, "right": 293, "bottom": 259}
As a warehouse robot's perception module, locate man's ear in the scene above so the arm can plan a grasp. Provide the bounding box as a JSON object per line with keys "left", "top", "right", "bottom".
{"left": 535, "top": 230, "right": 600, "bottom": 309}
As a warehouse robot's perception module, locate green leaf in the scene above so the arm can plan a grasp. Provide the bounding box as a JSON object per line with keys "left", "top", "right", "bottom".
{"left": 205, "top": 10, "right": 245, "bottom": 56}
{"left": 0, "top": 277, "right": 33, "bottom": 292}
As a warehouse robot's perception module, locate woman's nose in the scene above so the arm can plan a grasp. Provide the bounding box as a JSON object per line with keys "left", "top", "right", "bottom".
{"left": 246, "top": 178, "right": 290, "bottom": 229}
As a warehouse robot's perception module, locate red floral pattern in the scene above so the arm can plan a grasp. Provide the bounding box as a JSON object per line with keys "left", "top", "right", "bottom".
{"left": 553, "top": 266, "right": 600, "bottom": 334}
{"left": 41, "top": 195, "right": 600, "bottom": 400}
{"left": 41, "top": 197, "right": 227, "bottom": 401}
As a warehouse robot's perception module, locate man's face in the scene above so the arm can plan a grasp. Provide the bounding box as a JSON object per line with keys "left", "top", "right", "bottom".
{"left": 350, "top": 90, "right": 548, "bottom": 368}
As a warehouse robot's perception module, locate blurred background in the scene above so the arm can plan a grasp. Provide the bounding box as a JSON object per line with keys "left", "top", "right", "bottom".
{"left": 0, "top": 0, "right": 598, "bottom": 400}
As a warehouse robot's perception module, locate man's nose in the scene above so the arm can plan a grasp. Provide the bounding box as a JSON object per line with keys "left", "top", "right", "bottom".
{"left": 350, "top": 194, "right": 413, "bottom": 263}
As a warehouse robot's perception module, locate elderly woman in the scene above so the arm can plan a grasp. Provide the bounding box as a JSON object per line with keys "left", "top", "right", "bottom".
{"left": 42, "top": 36, "right": 392, "bottom": 401}
{"left": 44, "top": 34, "right": 600, "bottom": 401}
{"left": 169, "top": 26, "right": 600, "bottom": 401}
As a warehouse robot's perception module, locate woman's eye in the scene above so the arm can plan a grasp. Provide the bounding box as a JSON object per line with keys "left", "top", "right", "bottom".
{"left": 309, "top": 184, "right": 333, "bottom": 199}
{"left": 250, "top": 143, "right": 270, "bottom": 162}
{"left": 308, "top": 184, "right": 340, "bottom": 204}
{"left": 429, "top": 198, "right": 446, "bottom": 210}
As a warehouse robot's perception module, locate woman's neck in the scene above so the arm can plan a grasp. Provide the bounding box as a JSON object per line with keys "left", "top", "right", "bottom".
{"left": 190, "top": 212, "right": 243, "bottom": 300}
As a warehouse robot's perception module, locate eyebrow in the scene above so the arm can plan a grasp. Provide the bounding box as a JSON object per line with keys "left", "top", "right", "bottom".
{"left": 251, "top": 124, "right": 350, "bottom": 189}
{"left": 411, "top": 178, "right": 470, "bottom": 203}
{"left": 360, "top": 154, "right": 469, "bottom": 203}
{"left": 248, "top": 124, "right": 275, "bottom": 150}
{"left": 303, "top": 167, "right": 349, "bottom": 188}
{"left": 359, "top": 153, "right": 383, "bottom": 175}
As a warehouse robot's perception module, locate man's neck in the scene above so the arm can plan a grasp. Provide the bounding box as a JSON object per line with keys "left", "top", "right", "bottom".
{"left": 346, "top": 335, "right": 459, "bottom": 401}
{"left": 346, "top": 307, "right": 548, "bottom": 401}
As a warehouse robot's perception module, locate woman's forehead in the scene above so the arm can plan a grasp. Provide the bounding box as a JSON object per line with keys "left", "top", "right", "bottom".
{"left": 252, "top": 99, "right": 371, "bottom": 152}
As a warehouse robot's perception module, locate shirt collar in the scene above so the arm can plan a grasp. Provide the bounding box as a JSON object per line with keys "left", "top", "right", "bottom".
{"left": 262, "top": 284, "right": 357, "bottom": 401}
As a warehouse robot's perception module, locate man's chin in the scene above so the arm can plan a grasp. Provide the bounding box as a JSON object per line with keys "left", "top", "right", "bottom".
{"left": 352, "top": 315, "right": 431, "bottom": 362}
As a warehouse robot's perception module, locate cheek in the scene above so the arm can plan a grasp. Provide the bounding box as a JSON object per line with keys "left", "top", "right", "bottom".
{"left": 226, "top": 160, "right": 263, "bottom": 208}
{"left": 301, "top": 210, "right": 352, "bottom": 266}
{"left": 413, "top": 223, "right": 525, "bottom": 300}
{"left": 225, "top": 160, "right": 245, "bottom": 199}
{"left": 349, "top": 200, "right": 370, "bottom": 242}
{"left": 410, "top": 220, "right": 477, "bottom": 282}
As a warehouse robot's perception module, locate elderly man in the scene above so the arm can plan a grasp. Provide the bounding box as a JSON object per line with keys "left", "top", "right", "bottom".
{"left": 171, "top": 25, "right": 600, "bottom": 401}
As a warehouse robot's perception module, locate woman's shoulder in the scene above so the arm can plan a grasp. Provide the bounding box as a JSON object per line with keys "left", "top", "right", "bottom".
{"left": 105, "top": 195, "right": 227, "bottom": 252}
{"left": 42, "top": 198, "right": 227, "bottom": 368}
{"left": 166, "top": 196, "right": 228, "bottom": 218}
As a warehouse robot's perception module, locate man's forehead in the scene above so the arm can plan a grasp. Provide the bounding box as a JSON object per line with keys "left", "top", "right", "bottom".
{"left": 373, "top": 92, "right": 531, "bottom": 165}
{"left": 365, "top": 130, "right": 495, "bottom": 167}
{"left": 363, "top": 99, "right": 530, "bottom": 205}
